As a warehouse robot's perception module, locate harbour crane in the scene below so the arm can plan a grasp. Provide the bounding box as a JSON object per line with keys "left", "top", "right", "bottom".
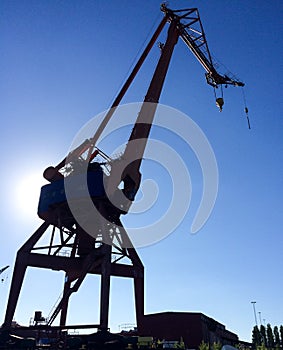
{"left": 2, "top": 4, "right": 244, "bottom": 336}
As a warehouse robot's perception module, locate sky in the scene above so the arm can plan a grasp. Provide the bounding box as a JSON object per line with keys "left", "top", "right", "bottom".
{"left": 1, "top": 0, "right": 283, "bottom": 343}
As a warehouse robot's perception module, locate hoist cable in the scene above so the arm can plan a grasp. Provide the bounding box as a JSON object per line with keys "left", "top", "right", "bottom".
{"left": 108, "top": 12, "right": 162, "bottom": 107}
{"left": 242, "top": 87, "right": 251, "bottom": 129}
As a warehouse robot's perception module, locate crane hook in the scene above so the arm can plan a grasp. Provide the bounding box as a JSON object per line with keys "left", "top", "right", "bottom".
{"left": 216, "top": 97, "right": 224, "bottom": 112}
{"left": 214, "top": 85, "right": 224, "bottom": 112}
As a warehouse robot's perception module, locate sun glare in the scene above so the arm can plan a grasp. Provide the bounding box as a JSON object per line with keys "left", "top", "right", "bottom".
{"left": 16, "top": 172, "right": 47, "bottom": 219}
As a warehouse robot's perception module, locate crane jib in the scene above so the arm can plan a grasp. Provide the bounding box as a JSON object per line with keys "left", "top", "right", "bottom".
{"left": 40, "top": 4, "right": 245, "bottom": 224}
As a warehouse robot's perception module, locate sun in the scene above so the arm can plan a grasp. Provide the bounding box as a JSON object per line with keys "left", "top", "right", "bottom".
{"left": 15, "top": 171, "right": 48, "bottom": 219}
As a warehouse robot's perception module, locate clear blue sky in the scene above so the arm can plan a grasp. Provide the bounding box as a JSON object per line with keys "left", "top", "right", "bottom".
{"left": 1, "top": 0, "right": 283, "bottom": 342}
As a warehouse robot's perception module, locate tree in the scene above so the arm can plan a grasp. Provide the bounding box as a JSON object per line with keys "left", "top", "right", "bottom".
{"left": 260, "top": 325, "right": 267, "bottom": 347}
{"left": 212, "top": 342, "right": 222, "bottom": 350}
{"left": 252, "top": 326, "right": 262, "bottom": 348}
{"left": 280, "top": 326, "right": 283, "bottom": 348}
{"left": 257, "top": 344, "right": 267, "bottom": 350}
{"left": 199, "top": 341, "right": 209, "bottom": 350}
{"left": 273, "top": 326, "right": 280, "bottom": 349}
{"left": 266, "top": 324, "right": 274, "bottom": 349}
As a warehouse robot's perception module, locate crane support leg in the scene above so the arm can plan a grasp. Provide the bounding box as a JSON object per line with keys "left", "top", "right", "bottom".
{"left": 133, "top": 263, "right": 144, "bottom": 331}
{"left": 127, "top": 247, "right": 144, "bottom": 330}
{"left": 3, "top": 223, "right": 50, "bottom": 330}
{"left": 99, "top": 244, "right": 112, "bottom": 331}
{"left": 2, "top": 254, "right": 27, "bottom": 330}
{"left": 59, "top": 276, "right": 71, "bottom": 326}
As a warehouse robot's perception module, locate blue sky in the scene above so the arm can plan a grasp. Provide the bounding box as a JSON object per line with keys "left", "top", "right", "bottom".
{"left": 1, "top": 0, "right": 283, "bottom": 342}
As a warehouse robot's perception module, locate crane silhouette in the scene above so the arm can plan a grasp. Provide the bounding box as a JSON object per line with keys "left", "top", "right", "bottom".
{"left": 2, "top": 4, "right": 244, "bottom": 335}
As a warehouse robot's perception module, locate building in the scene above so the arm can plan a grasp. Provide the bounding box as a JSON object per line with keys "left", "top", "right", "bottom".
{"left": 140, "top": 312, "right": 239, "bottom": 349}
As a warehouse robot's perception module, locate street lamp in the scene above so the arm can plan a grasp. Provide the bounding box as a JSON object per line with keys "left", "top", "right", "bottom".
{"left": 258, "top": 312, "right": 262, "bottom": 325}
{"left": 251, "top": 301, "right": 258, "bottom": 326}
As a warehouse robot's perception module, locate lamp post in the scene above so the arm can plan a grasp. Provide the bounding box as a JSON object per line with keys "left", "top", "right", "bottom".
{"left": 258, "top": 312, "right": 262, "bottom": 325}
{"left": 251, "top": 301, "right": 258, "bottom": 326}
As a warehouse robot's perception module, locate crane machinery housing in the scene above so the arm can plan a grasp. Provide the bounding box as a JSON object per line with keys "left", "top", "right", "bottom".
{"left": 1, "top": 3, "right": 244, "bottom": 345}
